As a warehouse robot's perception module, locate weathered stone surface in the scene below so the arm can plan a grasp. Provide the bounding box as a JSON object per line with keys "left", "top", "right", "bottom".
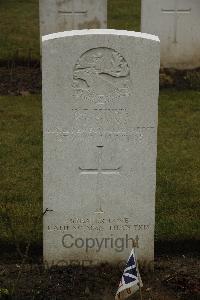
{"left": 141, "top": 0, "right": 200, "bottom": 69}
{"left": 42, "top": 30, "right": 160, "bottom": 266}
{"left": 40, "top": 0, "right": 107, "bottom": 37}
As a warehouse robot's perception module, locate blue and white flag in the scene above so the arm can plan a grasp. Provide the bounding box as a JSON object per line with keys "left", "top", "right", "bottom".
{"left": 115, "top": 249, "right": 143, "bottom": 300}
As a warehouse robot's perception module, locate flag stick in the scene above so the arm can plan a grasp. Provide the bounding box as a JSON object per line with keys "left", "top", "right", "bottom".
{"left": 138, "top": 277, "right": 143, "bottom": 300}
{"left": 133, "top": 242, "right": 143, "bottom": 300}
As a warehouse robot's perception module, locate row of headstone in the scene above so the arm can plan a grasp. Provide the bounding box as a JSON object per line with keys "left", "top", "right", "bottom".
{"left": 141, "top": 0, "right": 200, "bottom": 69}
{"left": 40, "top": 0, "right": 200, "bottom": 69}
{"left": 41, "top": 0, "right": 198, "bottom": 266}
{"left": 40, "top": 0, "right": 107, "bottom": 36}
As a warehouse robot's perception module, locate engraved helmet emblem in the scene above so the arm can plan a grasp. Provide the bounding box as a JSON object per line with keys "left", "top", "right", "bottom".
{"left": 72, "top": 47, "right": 131, "bottom": 102}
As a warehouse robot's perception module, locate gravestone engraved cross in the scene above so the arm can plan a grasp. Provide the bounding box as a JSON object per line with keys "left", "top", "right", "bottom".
{"left": 57, "top": 0, "right": 88, "bottom": 28}
{"left": 43, "top": 30, "right": 160, "bottom": 264}
{"left": 161, "top": 0, "right": 191, "bottom": 43}
{"left": 79, "top": 146, "right": 121, "bottom": 214}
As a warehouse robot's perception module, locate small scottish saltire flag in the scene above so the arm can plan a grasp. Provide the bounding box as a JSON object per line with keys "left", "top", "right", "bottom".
{"left": 115, "top": 249, "right": 143, "bottom": 300}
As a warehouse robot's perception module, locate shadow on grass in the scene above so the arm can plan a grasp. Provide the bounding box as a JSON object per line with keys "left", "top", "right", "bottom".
{"left": 155, "top": 240, "right": 200, "bottom": 256}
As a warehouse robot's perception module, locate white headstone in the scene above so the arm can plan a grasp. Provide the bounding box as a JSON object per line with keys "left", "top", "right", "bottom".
{"left": 42, "top": 30, "right": 160, "bottom": 266}
{"left": 141, "top": 0, "right": 200, "bottom": 69}
{"left": 40, "top": 0, "right": 107, "bottom": 37}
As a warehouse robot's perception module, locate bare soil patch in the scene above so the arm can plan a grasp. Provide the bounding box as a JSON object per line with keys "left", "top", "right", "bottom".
{"left": 0, "top": 65, "right": 200, "bottom": 96}
{"left": 0, "top": 255, "right": 199, "bottom": 300}
{"left": 0, "top": 65, "right": 41, "bottom": 96}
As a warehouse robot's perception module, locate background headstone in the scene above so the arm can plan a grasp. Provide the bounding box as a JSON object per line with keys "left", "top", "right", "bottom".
{"left": 141, "top": 0, "right": 200, "bottom": 69}
{"left": 40, "top": 0, "right": 107, "bottom": 37}
{"left": 42, "top": 30, "right": 160, "bottom": 265}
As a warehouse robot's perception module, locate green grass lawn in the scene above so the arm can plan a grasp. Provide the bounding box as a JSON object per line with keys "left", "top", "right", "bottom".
{"left": 108, "top": 0, "right": 140, "bottom": 31}
{"left": 0, "top": 95, "right": 42, "bottom": 246}
{"left": 0, "top": 90, "right": 199, "bottom": 248}
{"left": 156, "top": 90, "right": 200, "bottom": 242}
{"left": 0, "top": 0, "right": 199, "bottom": 253}
{"left": 0, "top": 0, "right": 40, "bottom": 61}
{"left": 0, "top": 0, "right": 140, "bottom": 61}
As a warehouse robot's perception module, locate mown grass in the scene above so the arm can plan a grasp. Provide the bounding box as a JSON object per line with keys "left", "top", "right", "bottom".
{"left": 0, "top": 0, "right": 199, "bottom": 251}
{"left": 0, "top": 95, "right": 42, "bottom": 246}
{"left": 0, "top": 91, "right": 199, "bottom": 247}
{"left": 0, "top": 0, "right": 40, "bottom": 61}
{"left": 156, "top": 90, "right": 200, "bottom": 241}
{"left": 0, "top": 0, "right": 139, "bottom": 61}
{"left": 108, "top": 0, "right": 140, "bottom": 31}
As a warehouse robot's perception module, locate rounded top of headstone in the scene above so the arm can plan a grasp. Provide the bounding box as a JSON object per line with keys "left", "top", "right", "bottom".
{"left": 42, "top": 29, "right": 160, "bottom": 43}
